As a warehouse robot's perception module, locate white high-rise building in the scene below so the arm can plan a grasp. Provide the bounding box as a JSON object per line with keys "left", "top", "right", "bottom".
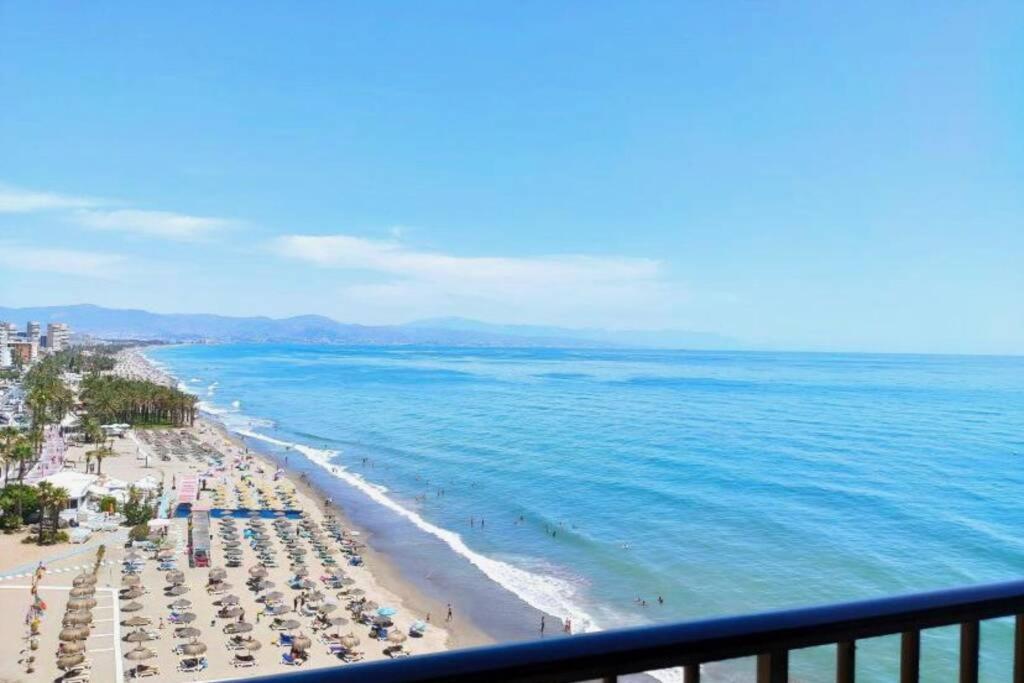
{"left": 26, "top": 321, "right": 40, "bottom": 343}
{"left": 46, "top": 322, "right": 70, "bottom": 351}
{"left": 0, "top": 325, "right": 10, "bottom": 368}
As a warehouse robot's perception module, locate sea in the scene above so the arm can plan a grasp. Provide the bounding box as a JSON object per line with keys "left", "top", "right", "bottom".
{"left": 145, "top": 343, "right": 1024, "bottom": 682}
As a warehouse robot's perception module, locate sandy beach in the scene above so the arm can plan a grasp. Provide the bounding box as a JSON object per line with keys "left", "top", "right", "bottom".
{"left": 0, "top": 348, "right": 488, "bottom": 682}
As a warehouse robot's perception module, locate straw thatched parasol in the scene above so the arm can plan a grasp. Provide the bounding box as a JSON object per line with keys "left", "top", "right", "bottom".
{"left": 252, "top": 579, "right": 274, "bottom": 591}
{"left": 220, "top": 606, "right": 243, "bottom": 618}
{"left": 120, "top": 587, "right": 144, "bottom": 600}
{"left": 180, "top": 640, "right": 207, "bottom": 655}
{"left": 122, "top": 616, "right": 150, "bottom": 627}
{"left": 279, "top": 619, "right": 301, "bottom": 630}
{"left": 122, "top": 575, "right": 142, "bottom": 587}
{"left": 63, "top": 611, "right": 92, "bottom": 625}
{"left": 318, "top": 603, "right": 337, "bottom": 614}
{"left": 220, "top": 595, "right": 241, "bottom": 605}
{"left": 175, "top": 612, "right": 197, "bottom": 624}
{"left": 67, "top": 597, "right": 97, "bottom": 610}
{"left": 175, "top": 626, "right": 201, "bottom": 638}
{"left": 346, "top": 588, "right": 365, "bottom": 597}
{"left": 124, "top": 646, "right": 156, "bottom": 661}
{"left": 248, "top": 567, "right": 267, "bottom": 578}
{"left": 340, "top": 634, "right": 360, "bottom": 649}
{"left": 226, "top": 621, "right": 253, "bottom": 634}
{"left": 263, "top": 591, "right": 284, "bottom": 603}
{"left": 124, "top": 630, "right": 153, "bottom": 643}
{"left": 387, "top": 631, "right": 408, "bottom": 644}
{"left": 73, "top": 574, "right": 97, "bottom": 587}
{"left": 362, "top": 601, "right": 379, "bottom": 613}
{"left": 69, "top": 586, "right": 95, "bottom": 597}
{"left": 156, "top": 549, "right": 174, "bottom": 559}
{"left": 57, "top": 653, "right": 86, "bottom": 670}
{"left": 167, "top": 585, "right": 189, "bottom": 596}
{"left": 291, "top": 634, "right": 311, "bottom": 652}
{"left": 209, "top": 567, "right": 227, "bottom": 580}
{"left": 292, "top": 567, "right": 309, "bottom": 578}
{"left": 242, "top": 638, "right": 262, "bottom": 651}
{"left": 59, "top": 627, "right": 88, "bottom": 642}
{"left": 165, "top": 570, "right": 185, "bottom": 583}
{"left": 170, "top": 599, "right": 192, "bottom": 609}
{"left": 60, "top": 640, "right": 87, "bottom": 654}
{"left": 121, "top": 601, "right": 143, "bottom": 612}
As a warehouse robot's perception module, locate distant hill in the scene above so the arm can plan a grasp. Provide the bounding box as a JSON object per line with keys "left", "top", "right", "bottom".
{"left": 0, "top": 304, "right": 739, "bottom": 350}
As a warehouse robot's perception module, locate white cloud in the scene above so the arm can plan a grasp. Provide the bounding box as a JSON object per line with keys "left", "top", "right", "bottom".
{"left": 74, "top": 209, "right": 233, "bottom": 241}
{"left": 0, "top": 244, "right": 125, "bottom": 279}
{"left": 275, "top": 234, "right": 686, "bottom": 327}
{"left": 0, "top": 183, "right": 100, "bottom": 213}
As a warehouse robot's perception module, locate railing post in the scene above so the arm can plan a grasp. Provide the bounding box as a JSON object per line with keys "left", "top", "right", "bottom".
{"left": 683, "top": 664, "right": 700, "bottom": 682}
{"left": 901, "top": 630, "right": 920, "bottom": 683}
{"left": 602, "top": 676, "right": 617, "bottom": 683}
{"left": 837, "top": 640, "right": 855, "bottom": 683}
{"left": 1015, "top": 615, "right": 1024, "bottom": 683}
{"left": 757, "top": 650, "right": 789, "bottom": 683}
{"left": 960, "top": 621, "right": 979, "bottom": 683}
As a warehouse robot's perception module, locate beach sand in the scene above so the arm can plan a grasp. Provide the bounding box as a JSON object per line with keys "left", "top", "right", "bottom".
{"left": 0, "top": 348, "right": 490, "bottom": 682}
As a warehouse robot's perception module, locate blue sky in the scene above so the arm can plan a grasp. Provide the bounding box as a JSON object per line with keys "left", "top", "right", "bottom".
{"left": 0, "top": 2, "right": 1021, "bottom": 353}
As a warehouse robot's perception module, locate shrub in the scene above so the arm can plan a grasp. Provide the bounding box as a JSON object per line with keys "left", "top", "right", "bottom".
{"left": 129, "top": 524, "right": 150, "bottom": 542}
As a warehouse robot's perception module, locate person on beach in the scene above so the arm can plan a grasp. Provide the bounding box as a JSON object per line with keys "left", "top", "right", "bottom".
{"left": 564, "top": 617, "right": 572, "bottom": 634}
{"left": 446, "top": 604, "right": 453, "bottom": 622}
{"left": 540, "top": 615, "right": 546, "bottom": 635}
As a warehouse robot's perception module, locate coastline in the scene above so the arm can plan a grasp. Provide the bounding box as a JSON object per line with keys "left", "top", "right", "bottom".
{"left": 125, "top": 347, "right": 497, "bottom": 650}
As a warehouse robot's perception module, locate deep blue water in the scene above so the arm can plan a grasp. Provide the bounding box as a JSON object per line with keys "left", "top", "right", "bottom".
{"left": 148, "top": 344, "right": 1024, "bottom": 681}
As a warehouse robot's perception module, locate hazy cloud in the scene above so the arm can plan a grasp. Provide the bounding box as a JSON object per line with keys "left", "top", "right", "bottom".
{"left": 74, "top": 209, "right": 233, "bottom": 241}
{"left": 0, "top": 243, "right": 125, "bottom": 279}
{"left": 0, "top": 183, "right": 100, "bottom": 213}
{"left": 275, "top": 234, "right": 685, "bottom": 326}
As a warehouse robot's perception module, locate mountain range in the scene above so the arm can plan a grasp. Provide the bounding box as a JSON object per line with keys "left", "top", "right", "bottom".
{"left": 0, "top": 304, "right": 741, "bottom": 350}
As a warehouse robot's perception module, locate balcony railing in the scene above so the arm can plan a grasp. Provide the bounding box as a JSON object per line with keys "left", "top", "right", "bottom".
{"left": 250, "top": 578, "right": 1024, "bottom": 683}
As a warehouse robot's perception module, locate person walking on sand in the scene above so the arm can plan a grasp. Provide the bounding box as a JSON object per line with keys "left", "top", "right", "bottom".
{"left": 540, "top": 615, "right": 545, "bottom": 636}
{"left": 446, "top": 604, "right": 453, "bottom": 622}
{"left": 564, "top": 617, "right": 572, "bottom": 634}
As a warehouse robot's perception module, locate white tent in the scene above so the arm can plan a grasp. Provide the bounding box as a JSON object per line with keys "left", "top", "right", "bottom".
{"left": 134, "top": 475, "right": 160, "bottom": 491}
{"left": 39, "top": 471, "right": 98, "bottom": 508}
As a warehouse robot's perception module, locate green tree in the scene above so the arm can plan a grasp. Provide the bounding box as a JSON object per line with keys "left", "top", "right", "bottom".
{"left": 34, "top": 481, "right": 69, "bottom": 544}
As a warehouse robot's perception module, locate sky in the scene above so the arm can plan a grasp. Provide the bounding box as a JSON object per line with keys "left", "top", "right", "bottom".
{"left": 0, "top": 3, "right": 1022, "bottom": 354}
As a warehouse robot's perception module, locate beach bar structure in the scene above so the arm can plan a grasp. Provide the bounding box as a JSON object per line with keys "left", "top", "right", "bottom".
{"left": 187, "top": 507, "right": 211, "bottom": 568}
{"left": 248, "top": 579, "right": 1024, "bottom": 683}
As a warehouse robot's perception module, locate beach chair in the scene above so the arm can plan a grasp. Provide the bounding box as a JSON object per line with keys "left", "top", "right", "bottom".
{"left": 281, "top": 652, "right": 304, "bottom": 666}
{"left": 131, "top": 664, "right": 159, "bottom": 678}
{"left": 177, "top": 656, "right": 207, "bottom": 673}
{"left": 342, "top": 650, "right": 364, "bottom": 663}
{"left": 278, "top": 633, "right": 294, "bottom": 647}
{"left": 232, "top": 653, "right": 257, "bottom": 668}
{"left": 326, "top": 643, "right": 346, "bottom": 656}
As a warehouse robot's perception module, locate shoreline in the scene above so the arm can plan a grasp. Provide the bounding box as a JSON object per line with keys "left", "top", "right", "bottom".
{"left": 124, "top": 347, "right": 500, "bottom": 649}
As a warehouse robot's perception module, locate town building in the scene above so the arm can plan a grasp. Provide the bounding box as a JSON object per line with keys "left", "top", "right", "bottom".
{"left": 26, "top": 321, "right": 41, "bottom": 344}
{"left": 46, "top": 322, "right": 70, "bottom": 351}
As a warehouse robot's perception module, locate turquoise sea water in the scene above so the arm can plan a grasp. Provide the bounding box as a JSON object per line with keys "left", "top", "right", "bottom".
{"left": 148, "top": 344, "right": 1024, "bottom": 681}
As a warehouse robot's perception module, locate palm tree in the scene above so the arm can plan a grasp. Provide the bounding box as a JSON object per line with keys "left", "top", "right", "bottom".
{"left": 35, "top": 482, "right": 68, "bottom": 544}
{"left": 88, "top": 444, "right": 115, "bottom": 476}
{"left": 0, "top": 426, "right": 21, "bottom": 485}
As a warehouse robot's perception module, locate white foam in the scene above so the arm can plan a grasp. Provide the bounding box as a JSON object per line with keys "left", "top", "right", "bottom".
{"left": 235, "top": 427, "right": 602, "bottom": 634}
{"left": 231, "top": 400, "right": 241, "bottom": 409}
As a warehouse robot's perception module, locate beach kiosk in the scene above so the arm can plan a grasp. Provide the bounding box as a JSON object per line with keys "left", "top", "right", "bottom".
{"left": 188, "top": 506, "right": 211, "bottom": 568}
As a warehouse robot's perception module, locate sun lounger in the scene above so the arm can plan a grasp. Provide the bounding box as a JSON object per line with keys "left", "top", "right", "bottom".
{"left": 233, "top": 653, "right": 257, "bottom": 667}
{"left": 177, "top": 656, "right": 207, "bottom": 672}
{"left": 131, "top": 664, "right": 159, "bottom": 678}
{"left": 281, "top": 652, "right": 304, "bottom": 666}
{"left": 342, "top": 650, "right": 364, "bottom": 663}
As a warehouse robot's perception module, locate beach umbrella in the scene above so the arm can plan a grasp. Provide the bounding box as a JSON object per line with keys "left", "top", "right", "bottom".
{"left": 306, "top": 590, "right": 325, "bottom": 602}
{"left": 124, "top": 646, "right": 156, "bottom": 661}
{"left": 156, "top": 549, "right": 174, "bottom": 559}
{"left": 69, "top": 586, "right": 94, "bottom": 597}
{"left": 220, "top": 594, "right": 241, "bottom": 605}
{"left": 209, "top": 568, "right": 227, "bottom": 581}
{"left": 122, "top": 616, "right": 150, "bottom": 627}
{"left": 124, "top": 552, "right": 142, "bottom": 562}
{"left": 224, "top": 540, "right": 240, "bottom": 548}
{"left": 67, "top": 597, "right": 97, "bottom": 610}
{"left": 124, "top": 630, "right": 153, "bottom": 643}
{"left": 362, "top": 601, "right": 379, "bottom": 612}
{"left": 165, "top": 570, "right": 184, "bottom": 583}
{"left": 242, "top": 638, "right": 262, "bottom": 651}
{"left": 57, "top": 654, "right": 86, "bottom": 670}
{"left": 181, "top": 640, "right": 207, "bottom": 655}
{"left": 73, "top": 574, "right": 97, "bottom": 586}
{"left": 387, "top": 631, "right": 408, "bottom": 644}
{"left": 298, "top": 579, "right": 315, "bottom": 590}
{"left": 318, "top": 603, "right": 338, "bottom": 614}
{"left": 59, "top": 641, "right": 87, "bottom": 656}
{"left": 263, "top": 591, "right": 284, "bottom": 602}
{"left": 377, "top": 607, "right": 397, "bottom": 618}
{"left": 228, "top": 621, "right": 253, "bottom": 633}
{"left": 167, "top": 585, "right": 189, "bottom": 596}
{"left": 211, "top": 581, "right": 233, "bottom": 591}
{"left": 59, "top": 627, "right": 88, "bottom": 642}
{"left": 122, "top": 575, "right": 142, "bottom": 586}
{"left": 63, "top": 611, "right": 92, "bottom": 625}
{"left": 175, "top": 612, "right": 197, "bottom": 624}
{"left": 220, "top": 606, "right": 243, "bottom": 618}
{"left": 266, "top": 603, "right": 290, "bottom": 615}
{"left": 170, "top": 599, "right": 192, "bottom": 609}
{"left": 291, "top": 634, "right": 311, "bottom": 652}
{"left": 289, "top": 547, "right": 306, "bottom": 556}
{"left": 339, "top": 577, "right": 355, "bottom": 587}
{"left": 175, "top": 627, "right": 202, "bottom": 639}
{"left": 248, "top": 567, "right": 267, "bottom": 578}
{"left": 346, "top": 589, "right": 364, "bottom": 597}
{"left": 292, "top": 567, "right": 309, "bottom": 578}
{"left": 280, "top": 619, "right": 301, "bottom": 630}
{"left": 253, "top": 579, "right": 274, "bottom": 591}
{"left": 120, "top": 587, "right": 144, "bottom": 599}
{"left": 340, "top": 634, "right": 360, "bottom": 649}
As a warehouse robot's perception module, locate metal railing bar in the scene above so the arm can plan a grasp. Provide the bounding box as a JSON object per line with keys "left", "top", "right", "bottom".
{"left": 683, "top": 663, "right": 700, "bottom": 682}
{"left": 900, "top": 630, "right": 920, "bottom": 683}
{"left": 836, "top": 640, "right": 855, "bottom": 683}
{"left": 244, "top": 579, "right": 1024, "bottom": 683}
{"left": 960, "top": 621, "right": 979, "bottom": 683}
